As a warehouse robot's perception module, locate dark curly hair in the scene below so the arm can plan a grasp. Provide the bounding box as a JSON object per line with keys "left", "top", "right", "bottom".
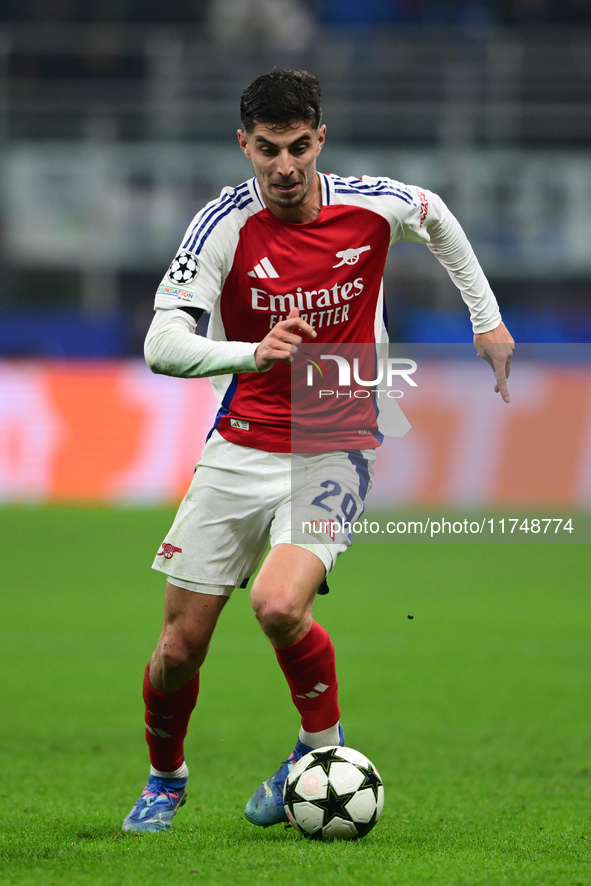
{"left": 240, "top": 69, "right": 322, "bottom": 133}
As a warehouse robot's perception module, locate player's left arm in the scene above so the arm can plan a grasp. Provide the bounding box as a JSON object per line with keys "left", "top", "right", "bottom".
{"left": 398, "top": 187, "right": 515, "bottom": 402}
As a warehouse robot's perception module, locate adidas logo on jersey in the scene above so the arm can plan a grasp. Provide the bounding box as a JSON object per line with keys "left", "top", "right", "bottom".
{"left": 247, "top": 257, "right": 279, "bottom": 279}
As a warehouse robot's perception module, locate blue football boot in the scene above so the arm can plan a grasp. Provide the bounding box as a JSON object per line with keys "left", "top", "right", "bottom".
{"left": 244, "top": 724, "right": 345, "bottom": 827}
{"left": 122, "top": 774, "right": 187, "bottom": 833}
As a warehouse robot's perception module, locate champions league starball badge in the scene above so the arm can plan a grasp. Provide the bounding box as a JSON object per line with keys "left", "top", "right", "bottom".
{"left": 167, "top": 251, "right": 200, "bottom": 285}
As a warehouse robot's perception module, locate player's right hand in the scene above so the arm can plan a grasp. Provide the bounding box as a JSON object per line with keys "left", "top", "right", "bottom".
{"left": 254, "top": 308, "right": 317, "bottom": 371}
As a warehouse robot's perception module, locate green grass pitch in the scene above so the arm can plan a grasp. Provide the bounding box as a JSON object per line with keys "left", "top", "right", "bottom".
{"left": 1, "top": 506, "right": 590, "bottom": 886}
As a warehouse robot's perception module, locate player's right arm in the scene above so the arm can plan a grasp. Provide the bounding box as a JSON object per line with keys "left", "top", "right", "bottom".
{"left": 144, "top": 306, "right": 316, "bottom": 378}
{"left": 146, "top": 184, "right": 314, "bottom": 379}
{"left": 144, "top": 307, "right": 258, "bottom": 378}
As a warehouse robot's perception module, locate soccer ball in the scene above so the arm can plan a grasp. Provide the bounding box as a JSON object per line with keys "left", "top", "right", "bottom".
{"left": 167, "top": 251, "right": 199, "bottom": 285}
{"left": 283, "top": 745, "right": 384, "bottom": 841}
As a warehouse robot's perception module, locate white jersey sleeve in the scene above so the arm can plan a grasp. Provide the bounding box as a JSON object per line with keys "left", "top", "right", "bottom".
{"left": 421, "top": 189, "right": 501, "bottom": 333}
{"left": 351, "top": 176, "right": 502, "bottom": 334}
{"left": 144, "top": 308, "right": 258, "bottom": 379}
{"left": 153, "top": 180, "right": 260, "bottom": 313}
{"left": 145, "top": 179, "right": 264, "bottom": 380}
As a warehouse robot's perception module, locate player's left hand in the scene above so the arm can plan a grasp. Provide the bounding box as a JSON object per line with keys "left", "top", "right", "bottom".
{"left": 474, "top": 321, "right": 515, "bottom": 403}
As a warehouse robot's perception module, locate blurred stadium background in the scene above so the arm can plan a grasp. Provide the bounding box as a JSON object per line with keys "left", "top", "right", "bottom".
{"left": 0, "top": 0, "right": 590, "bottom": 509}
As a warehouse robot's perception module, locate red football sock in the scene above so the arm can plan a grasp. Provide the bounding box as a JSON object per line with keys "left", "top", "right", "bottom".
{"left": 274, "top": 621, "right": 340, "bottom": 733}
{"left": 142, "top": 663, "right": 200, "bottom": 773}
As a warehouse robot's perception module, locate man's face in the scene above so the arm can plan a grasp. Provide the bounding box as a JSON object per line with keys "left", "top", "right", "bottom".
{"left": 238, "top": 121, "right": 326, "bottom": 218}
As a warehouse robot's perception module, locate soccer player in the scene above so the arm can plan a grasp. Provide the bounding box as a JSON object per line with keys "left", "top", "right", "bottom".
{"left": 122, "top": 69, "right": 514, "bottom": 832}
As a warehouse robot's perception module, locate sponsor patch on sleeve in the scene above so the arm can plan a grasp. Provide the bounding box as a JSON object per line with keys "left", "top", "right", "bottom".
{"left": 157, "top": 284, "right": 195, "bottom": 301}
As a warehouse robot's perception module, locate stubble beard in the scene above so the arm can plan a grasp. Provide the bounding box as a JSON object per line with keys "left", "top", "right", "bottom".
{"left": 262, "top": 166, "right": 315, "bottom": 211}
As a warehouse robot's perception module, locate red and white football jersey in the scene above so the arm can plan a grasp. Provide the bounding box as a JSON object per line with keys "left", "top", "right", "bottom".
{"left": 154, "top": 173, "right": 498, "bottom": 452}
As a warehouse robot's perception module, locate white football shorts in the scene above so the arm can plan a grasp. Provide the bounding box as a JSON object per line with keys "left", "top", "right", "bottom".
{"left": 151, "top": 430, "right": 376, "bottom": 596}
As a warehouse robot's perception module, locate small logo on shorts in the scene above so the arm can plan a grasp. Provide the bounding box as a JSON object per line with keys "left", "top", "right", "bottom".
{"left": 157, "top": 543, "right": 183, "bottom": 560}
{"left": 230, "top": 419, "right": 249, "bottom": 430}
{"left": 310, "top": 520, "right": 337, "bottom": 541}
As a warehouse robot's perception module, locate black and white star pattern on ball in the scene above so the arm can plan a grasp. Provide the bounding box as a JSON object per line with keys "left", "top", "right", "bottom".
{"left": 357, "top": 764, "right": 382, "bottom": 802}
{"left": 302, "top": 748, "right": 345, "bottom": 776}
{"left": 283, "top": 773, "right": 303, "bottom": 808}
{"left": 353, "top": 807, "right": 379, "bottom": 839}
{"left": 314, "top": 782, "right": 356, "bottom": 827}
{"left": 167, "top": 251, "right": 200, "bottom": 285}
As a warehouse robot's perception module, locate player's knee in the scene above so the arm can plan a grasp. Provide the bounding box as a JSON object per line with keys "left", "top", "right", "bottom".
{"left": 156, "top": 629, "right": 209, "bottom": 676}
{"left": 251, "top": 587, "right": 304, "bottom": 637}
